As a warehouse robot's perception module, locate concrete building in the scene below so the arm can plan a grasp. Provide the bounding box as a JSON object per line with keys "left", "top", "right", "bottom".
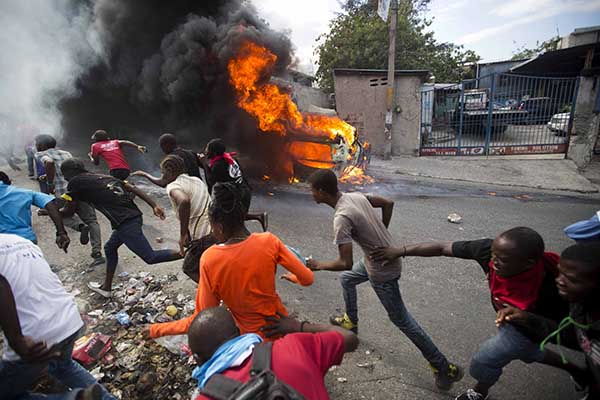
{"left": 273, "top": 69, "right": 330, "bottom": 113}
{"left": 333, "top": 68, "right": 430, "bottom": 156}
{"left": 512, "top": 26, "right": 600, "bottom": 168}
{"left": 558, "top": 26, "right": 600, "bottom": 50}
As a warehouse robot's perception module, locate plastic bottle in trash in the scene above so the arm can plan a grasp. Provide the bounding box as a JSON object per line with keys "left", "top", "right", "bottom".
{"left": 115, "top": 311, "right": 130, "bottom": 326}
{"left": 153, "top": 334, "right": 188, "bottom": 355}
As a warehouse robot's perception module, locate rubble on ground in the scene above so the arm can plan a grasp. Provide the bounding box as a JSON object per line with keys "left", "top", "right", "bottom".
{"left": 1, "top": 262, "right": 198, "bottom": 399}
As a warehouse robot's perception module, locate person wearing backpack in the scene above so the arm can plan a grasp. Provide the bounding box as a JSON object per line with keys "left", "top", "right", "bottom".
{"left": 188, "top": 306, "right": 358, "bottom": 400}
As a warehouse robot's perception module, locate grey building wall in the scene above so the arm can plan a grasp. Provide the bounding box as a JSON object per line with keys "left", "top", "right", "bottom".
{"left": 568, "top": 76, "right": 600, "bottom": 168}
{"left": 559, "top": 27, "right": 600, "bottom": 49}
{"left": 333, "top": 72, "right": 425, "bottom": 156}
{"left": 478, "top": 60, "right": 528, "bottom": 89}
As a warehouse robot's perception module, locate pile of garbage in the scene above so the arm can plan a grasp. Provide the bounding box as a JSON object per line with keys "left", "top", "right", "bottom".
{"left": 6, "top": 263, "right": 199, "bottom": 400}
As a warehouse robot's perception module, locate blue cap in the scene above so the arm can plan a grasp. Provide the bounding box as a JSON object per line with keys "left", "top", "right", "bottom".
{"left": 564, "top": 211, "right": 600, "bottom": 242}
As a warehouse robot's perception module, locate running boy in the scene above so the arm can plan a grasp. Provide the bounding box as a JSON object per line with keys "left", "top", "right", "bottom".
{"left": 371, "top": 227, "right": 583, "bottom": 400}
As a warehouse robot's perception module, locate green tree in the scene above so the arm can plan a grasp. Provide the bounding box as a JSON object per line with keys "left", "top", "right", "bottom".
{"left": 314, "top": 0, "right": 480, "bottom": 93}
{"left": 511, "top": 36, "right": 561, "bottom": 60}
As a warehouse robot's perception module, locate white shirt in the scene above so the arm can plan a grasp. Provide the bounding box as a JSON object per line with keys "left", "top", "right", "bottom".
{"left": 166, "top": 174, "right": 212, "bottom": 240}
{"left": 0, "top": 234, "right": 83, "bottom": 361}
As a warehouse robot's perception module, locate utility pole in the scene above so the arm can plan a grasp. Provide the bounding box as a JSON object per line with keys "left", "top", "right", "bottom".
{"left": 383, "top": 0, "right": 397, "bottom": 160}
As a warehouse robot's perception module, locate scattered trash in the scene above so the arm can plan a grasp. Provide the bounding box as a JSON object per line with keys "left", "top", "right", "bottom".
{"left": 337, "top": 377, "right": 348, "bottom": 383}
{"left": 21, "top": 267, "right": 198, "bottom": 399}
{"left": 356, "top": 362, "right": 372, "bottom": 368}
{"left": 365, "top": 350, "right": 371, "bottom": 355}
{"left": 166, "top": 305, "right": 178, "bottom": 317}
{"left": 90, "top": 366, "right": 105, "bottom": 381}
{"left": 72, "top": 333, "right": 112, "bottom": 366}
{"left": 155, "top": 237, "right": 164, "bottom": 243}
{"left": 154, "top": 335, "right": 188, "bottom": 356}
{"left": 268, "top": 192, "right": 275, "bottom": 196}
{"left": 447, "top": 213, "right": 462, "bottom": 224}
{"left": 513, "top": 194, "right": 532, "bottom": 201}
{"left": 115, "top": 312, "right": 131, "bottom": 326}
{"left": 487, "top": 192, "right": 497, "bottom": 196}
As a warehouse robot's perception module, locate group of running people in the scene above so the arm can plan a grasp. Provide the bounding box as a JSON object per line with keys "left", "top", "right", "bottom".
{"left": 0, "top": 130, "right": 599, "bottom": 400}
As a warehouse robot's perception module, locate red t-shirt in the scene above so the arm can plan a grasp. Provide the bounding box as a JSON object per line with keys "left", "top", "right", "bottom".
{"left": 194, "top": 331, "right": 345, "bottom": 400}
{"left": 91, "top": 140, "right": 129, "bottom": 171}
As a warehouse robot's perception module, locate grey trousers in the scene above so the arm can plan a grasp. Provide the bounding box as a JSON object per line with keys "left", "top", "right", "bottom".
{"left": 59, "top": 199, "right": 102, "bottom": 257}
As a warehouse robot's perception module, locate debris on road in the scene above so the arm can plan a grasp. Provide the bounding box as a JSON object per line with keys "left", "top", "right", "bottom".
{"left": 3, "top": 262, "right": 199, "bottom": 400}
{"left": 447, "top": 213, "right": 462, "bottom": 224}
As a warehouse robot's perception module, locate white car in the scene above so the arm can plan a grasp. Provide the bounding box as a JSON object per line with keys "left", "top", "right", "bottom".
{"left": 547, "top": 112, "right": 570, "bottom": 136}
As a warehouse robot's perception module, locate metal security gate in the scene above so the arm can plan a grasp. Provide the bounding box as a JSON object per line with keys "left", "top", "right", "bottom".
{"left": 420, "top": 73, "right": 579, "bottom": 156}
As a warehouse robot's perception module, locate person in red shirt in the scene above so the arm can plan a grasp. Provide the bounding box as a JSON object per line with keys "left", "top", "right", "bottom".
{"left": 371, "top": 227, "right": 587, "bottom": 400}
{"left": 89, "top": 130, "right": 146, "bottom": 180}
{"left": 188, "top": 307, "right": 358, "bottom": 400}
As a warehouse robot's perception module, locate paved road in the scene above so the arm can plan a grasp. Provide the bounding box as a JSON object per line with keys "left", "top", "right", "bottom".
{"left": 15, "top": 167, "right": 598, "bottom": 400}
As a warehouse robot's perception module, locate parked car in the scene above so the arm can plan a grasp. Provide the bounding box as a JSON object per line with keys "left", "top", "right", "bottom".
{"left": 518, "top": 97, "right": 559, "bottom": 125}
{"left": 547, "top": 112, "right": 571, "bottom": 136}
{"left": 450, "top": 89, "right": 525, "bottom": 135}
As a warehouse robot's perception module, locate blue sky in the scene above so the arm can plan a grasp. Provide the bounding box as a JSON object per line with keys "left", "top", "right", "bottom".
{"left": 429, "top": 0, "right": 600, "bottom": 61}
{"left": 254, "top": 0, "right": 600, "bottom": 73}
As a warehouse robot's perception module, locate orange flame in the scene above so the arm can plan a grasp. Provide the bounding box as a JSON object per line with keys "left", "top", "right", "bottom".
{"left": 228, "top": 41, "right": 356, "bottom": 144}
{"left": 228, "top": 41, "right": 372, "bottom": 184}
{"left": 339, "top": 165, "right": 375, "bottom": 185}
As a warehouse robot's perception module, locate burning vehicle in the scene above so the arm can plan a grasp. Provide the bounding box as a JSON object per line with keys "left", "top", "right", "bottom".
{"left": 228, "top": 41, "right": 372, "bottom": 184}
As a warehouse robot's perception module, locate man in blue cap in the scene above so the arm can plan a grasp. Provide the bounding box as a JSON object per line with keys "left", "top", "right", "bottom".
{"left": 564, "top": 211, "right": 600, "bottom": 242}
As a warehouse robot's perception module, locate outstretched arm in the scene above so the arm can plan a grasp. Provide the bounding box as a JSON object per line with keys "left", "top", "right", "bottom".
{"left": 278, "top": 242, "right": 314, "bottom": 286}
{"left": 130, "top": 171, "right": 169, "bottom": 188}
{"left": 119, "top": 140, "right": 146, "bottom": 153}
{"left": 366, "top": 195, "right": 394, "bottom": 228}
{"left": 308, "top": 243, "right": 353, "bottom": 272}
{"left": 262, "top": 312, "right": 359, "bottom": 353}
{"left": 370, "top": 242, "right": 454, "bottom": 264}
{"left": 124, "top": 182, "right": 165, "bottom": 219}
{"left": 170, "top": 189, "right": 191, "bottom": 255}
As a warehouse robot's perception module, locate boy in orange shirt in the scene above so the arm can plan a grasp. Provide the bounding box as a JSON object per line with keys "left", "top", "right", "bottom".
{"left": 149, "top": 182, "right": 313, "bottom": 339}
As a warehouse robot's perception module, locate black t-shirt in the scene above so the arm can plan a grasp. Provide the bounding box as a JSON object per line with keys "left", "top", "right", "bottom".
{"left": 67, "top": 173, "right": 142, "bottom": 229}
{"left": 452, "top": 239, "right": 568, "bottom": 342}
{"left": 207, "top": 157, "right": 247, "bottom": 193}
{"left": 172, "top": 147, "right": 201, "bottom": 179}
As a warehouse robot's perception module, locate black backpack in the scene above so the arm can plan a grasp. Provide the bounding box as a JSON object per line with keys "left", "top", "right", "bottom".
{"left": 200, "top": 342, "right": 306, "bottom": 400}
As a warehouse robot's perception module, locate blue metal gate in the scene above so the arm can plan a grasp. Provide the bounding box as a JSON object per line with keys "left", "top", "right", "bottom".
{"left": 420, "top": 73, "right": 579, "bottom": 156}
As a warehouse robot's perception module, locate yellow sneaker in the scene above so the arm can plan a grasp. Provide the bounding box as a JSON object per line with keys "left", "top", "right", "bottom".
{"left": 329, "top": 313, "right": 358, "bottom": 333}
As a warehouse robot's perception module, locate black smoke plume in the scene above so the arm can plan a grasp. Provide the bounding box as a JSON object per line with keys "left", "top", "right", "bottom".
{"left": 60, "top": 0, "right": 295, "bottom": 173}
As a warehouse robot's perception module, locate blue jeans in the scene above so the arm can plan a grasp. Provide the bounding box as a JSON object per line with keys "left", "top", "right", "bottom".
{"left": 0, "top": 330, "right": 115, "bottom": 400}
{"left": 105, "top": 216, "right": 180, "bottom": 273}
{"left": 340, "top": 260, "right": 450, "bottom": 371}
{"left": 470, "top": 323, "right": 545, "bottom": 385}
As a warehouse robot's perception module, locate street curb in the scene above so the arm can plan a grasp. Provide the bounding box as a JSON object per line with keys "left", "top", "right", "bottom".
{"left": 389, "top": 169, "right": 599, "bottom": 194}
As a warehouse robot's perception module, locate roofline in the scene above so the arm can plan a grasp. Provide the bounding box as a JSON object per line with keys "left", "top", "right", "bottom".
{"left": 572, "top": 26, "right": 600, "bottom": 35}
{"left": 333, "top": 68, "right": 430, "bottom": 78}
{"left": 478, "top": 58, "right": 530, "bottom": 66}
{"left": 510, "top": 42, "right": 600, "bottom": 73}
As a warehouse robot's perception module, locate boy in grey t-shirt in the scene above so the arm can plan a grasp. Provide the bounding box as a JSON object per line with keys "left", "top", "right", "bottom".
{"left": 306, "top": 169, "right": 462, "bottom": 391}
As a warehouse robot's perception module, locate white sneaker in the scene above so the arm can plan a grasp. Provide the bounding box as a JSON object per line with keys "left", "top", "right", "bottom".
{"left": 87, "top": 282, "right": 111, "bottom": 298}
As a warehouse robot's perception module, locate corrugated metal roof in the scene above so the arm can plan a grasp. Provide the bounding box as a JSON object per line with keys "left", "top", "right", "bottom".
{"left": 510, "top": 43, "right": 600, "bottom": 77}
